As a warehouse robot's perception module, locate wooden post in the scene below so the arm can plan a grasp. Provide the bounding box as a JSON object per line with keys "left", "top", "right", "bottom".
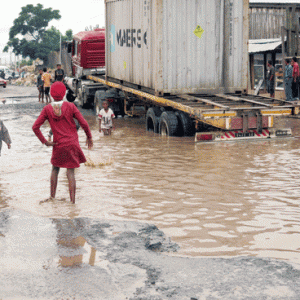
{"left": 282, "top": 26, "right": 286, "bottom": 96}
{"left": 250, "top": 54, "right": 255, "bottom": 90}
{"left": 264, "top": 52, "right": 267, "bottom": 93}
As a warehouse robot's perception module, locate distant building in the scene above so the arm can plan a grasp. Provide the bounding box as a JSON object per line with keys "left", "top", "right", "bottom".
{"left": 249, "top": 2, "right": 300, "bottom": 39}
{"left": 249, "top": 2, "right": 300, "bottom": 91}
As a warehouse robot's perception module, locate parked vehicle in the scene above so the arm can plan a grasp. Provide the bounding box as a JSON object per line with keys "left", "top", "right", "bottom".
{"left": 0, "top": 78, "right": 7, "bottom": 88}
{"left": 64, "top": 0, "right": 298, "bottom": 141}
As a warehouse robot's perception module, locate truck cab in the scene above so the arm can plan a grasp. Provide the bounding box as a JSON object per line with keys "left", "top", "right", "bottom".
{"left": 70, "top": 29, "right": 105, "bottom": 78}
{"left": 65, "top": 29, "right": 109, "bottom": 108}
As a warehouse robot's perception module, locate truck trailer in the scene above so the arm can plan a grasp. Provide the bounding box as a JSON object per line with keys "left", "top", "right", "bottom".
{"left": 65, "top": 0, "right": 299, "bottom": 142}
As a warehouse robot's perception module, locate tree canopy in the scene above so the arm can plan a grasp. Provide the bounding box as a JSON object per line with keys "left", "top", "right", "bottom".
{"left": 4, "top": 4, "right": 73, "bottom": 63}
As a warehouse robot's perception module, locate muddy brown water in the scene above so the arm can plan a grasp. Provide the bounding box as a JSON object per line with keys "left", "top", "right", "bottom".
{"left": 2, "top": 98, "right": 300, "bottom": 264}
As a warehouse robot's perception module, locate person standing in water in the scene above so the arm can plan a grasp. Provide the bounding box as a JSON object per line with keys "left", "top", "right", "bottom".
{"left": 0, "top": 119, "right": 11, "bottom": 156}
{"left": 98, "top": 100, "right": 115, "bottom": 135}
{"left": 32, "top": 82, "right": 93, "bottom": 203}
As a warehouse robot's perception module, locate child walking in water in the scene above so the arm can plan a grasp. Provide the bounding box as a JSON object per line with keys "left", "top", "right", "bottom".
{"left": 98, "top": 100, "right": 115, "bottom": 135}
{"left": 32, "top": 82, "right": 93, "bottom": 203}
{"left": 0, "top": 119, "right": 11, "bottom": 156}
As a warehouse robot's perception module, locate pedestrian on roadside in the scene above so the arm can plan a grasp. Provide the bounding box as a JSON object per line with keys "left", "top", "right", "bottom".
{"left": 0, "top": 119, "right": 11, "bottom": 156}
{"left": 291, "top": 57, "right": 300, "bottom": 101}
{"left": 284, "top": 58, "right": 293, "bottom": 102}
{"left": 0, "top": 70, "right": 5, "bottom": 79}
{"left": 37, "top": 69, "right": 44, "bottom": 103}
{"left": 267, "top": 60, "right": 275, "bottom": 98}
{"left": 54, "top": 64, "right": 65, "bottom": 82}
{"left": 12, "top": 71, "right": 15, "bottom": 79}
{"left": 98, "top": 100, "right": 115, "bottom": 135}
{"left": 32, "top": 82, "right": 93, "bottom": 204}
{"left": 42, "top": 67, "right": 52, "bottom": 104}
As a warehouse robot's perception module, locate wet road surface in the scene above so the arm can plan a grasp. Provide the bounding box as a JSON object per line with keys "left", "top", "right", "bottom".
{"left": 1, "top": 86, "right": 300, "bottom": 299}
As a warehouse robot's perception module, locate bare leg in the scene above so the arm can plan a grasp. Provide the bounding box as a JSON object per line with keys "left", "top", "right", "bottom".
{"left": 67, "top": 168, "right": 76, "bottom": 203}
{"left": 107, "top": 128, "right": 112, "bottom": 135}
{"left": 51, "top": 166, "right": 60, "bottom": 198}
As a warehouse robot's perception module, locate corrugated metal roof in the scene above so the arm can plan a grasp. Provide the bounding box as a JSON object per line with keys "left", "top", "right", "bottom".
{"left": 250, "top": 0, "right": 300, "bottom": 3}
{"left": 248, "top": 38, "right": 282, "bottom": 53}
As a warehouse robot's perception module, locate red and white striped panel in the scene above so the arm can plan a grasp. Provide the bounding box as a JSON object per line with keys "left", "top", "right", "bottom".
{"left": 215, "top": 129, "right": 271, "bottom": 141}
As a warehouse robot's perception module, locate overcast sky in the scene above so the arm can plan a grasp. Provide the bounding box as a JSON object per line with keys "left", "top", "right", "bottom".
{"left": 0, "top": 1, "right": 299, "bottom": 64}
{"left": 0, "top": 0, "right": 105, "bottom": 64}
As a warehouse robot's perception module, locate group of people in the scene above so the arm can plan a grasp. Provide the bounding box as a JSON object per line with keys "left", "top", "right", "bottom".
{"left": 284, "top": 57, "right": 300, "bottom": 102}
{"left": 36, "top": 63, "right": 65, "bottom": 103}
{"left": 267, "top": 56, "right": 300, "bottom": 101}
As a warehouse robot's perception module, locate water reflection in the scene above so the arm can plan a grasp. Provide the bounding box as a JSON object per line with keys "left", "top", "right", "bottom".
{"left": 52, "top": 219, "right": 97, "bottom": 268}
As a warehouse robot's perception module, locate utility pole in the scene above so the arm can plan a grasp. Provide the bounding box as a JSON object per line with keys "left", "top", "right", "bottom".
{"left": 60, "top": 33, "right": 62, "bottom": 64}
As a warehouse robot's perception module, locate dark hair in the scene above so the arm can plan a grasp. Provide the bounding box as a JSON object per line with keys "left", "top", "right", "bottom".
{"left": 292, "top": 57, "right": 298, "bottom": 63}
{"left": 57, "top": 64, "right": 61, "bottom": 66}
{"left": 43, "top": 67, "right": 47, "bottom": 72}
{"left": 286, "top": 58, "right": 291, "bottom": 63}
{"left": 268, "top": 60, "right": 273, "bottom": 66}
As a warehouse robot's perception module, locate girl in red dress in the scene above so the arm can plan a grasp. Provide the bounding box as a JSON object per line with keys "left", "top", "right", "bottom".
{"left": 32, "top": 82, "right": 93, "bottom": 203}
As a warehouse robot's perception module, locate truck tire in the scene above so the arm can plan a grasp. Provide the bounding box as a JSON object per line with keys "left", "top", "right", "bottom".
{"left": 159, "top": 111, "right": 179, "bottom": 136}
{"left": 146, "top": 107, "right": 161, "bottom": 133}
{"left": 175, "top": 111, "right": 195, "bottom": 136}
{"left": 66, "top": 89, "right": 76, "bottom": 103}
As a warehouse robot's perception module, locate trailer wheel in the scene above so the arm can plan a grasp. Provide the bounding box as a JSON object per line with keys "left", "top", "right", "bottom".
{"left": 66, "top": 90, "right": 76, "bottom": 103}
{"left": 146, "top": 107, "right": 161, "bottom": 133}
{"left": 175, "top": 111, "right": 195, "bottom": 136}
{"left": 159, "top": 111, "right": 179, "bottom": 136}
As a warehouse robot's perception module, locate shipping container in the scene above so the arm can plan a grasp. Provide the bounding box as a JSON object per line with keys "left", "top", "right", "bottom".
{"left": 105, "top": 0, "right": 249, "bottom": 95}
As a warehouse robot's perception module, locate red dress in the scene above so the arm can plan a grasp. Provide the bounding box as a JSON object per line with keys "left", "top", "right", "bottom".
{"left": 32, "top": 102, "right": 92, "bottom": 168}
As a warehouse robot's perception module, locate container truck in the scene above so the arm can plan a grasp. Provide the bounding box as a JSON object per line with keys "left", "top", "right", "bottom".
{"left": 65, "top": 0, "right": 299, "bottom": 142}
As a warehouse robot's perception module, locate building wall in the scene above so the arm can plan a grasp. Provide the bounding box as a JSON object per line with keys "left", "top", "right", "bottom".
{"left": 47, "top": 45, "right": 72, "bottom": 76}
{"left": 249, "top": 6, "right": 300, "bottom": 39}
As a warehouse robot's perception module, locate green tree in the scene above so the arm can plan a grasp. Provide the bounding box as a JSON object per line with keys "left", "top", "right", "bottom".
{"left": 3, "top": 4, "right": 69, "bottom": 63}
{"left": 63, "top": 30, "right": 73, "bottom": 42}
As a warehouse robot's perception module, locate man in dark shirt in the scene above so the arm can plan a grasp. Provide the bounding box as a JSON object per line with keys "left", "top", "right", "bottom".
{"left": 54, "top": 64, "right": 65, "bottom": 82}
{"left": 37, "top": 69, "right": 44, "bottom": 103}
{"left": 267, "top": 60, "right": 275, "bottom": 98}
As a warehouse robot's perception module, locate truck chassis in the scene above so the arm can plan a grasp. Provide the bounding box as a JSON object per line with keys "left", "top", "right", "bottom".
{"left": 83, "top": 75, "right": 299, "bottom": 142}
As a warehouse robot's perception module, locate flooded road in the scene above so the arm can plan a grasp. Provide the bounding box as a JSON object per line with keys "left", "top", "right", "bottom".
{"left": 2, "top": 86, "right": 300, "bottom": 267}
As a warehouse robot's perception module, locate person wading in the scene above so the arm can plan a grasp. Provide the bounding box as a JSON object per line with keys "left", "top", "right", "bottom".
{"left": 0, "top": 119, "right": 11, "bottom": 156}
{"left": 32, "top": 82, "right": 93, "bottom": 203}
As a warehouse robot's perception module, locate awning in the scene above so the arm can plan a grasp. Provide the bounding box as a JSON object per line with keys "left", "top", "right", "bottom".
{"left": 249, "top": 38, "right": 282, "bottom": 53}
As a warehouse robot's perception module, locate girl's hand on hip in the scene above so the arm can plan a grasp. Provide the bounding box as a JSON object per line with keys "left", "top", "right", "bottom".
{"left": 45, "top": 141, "right": 56, "bottom": 147}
